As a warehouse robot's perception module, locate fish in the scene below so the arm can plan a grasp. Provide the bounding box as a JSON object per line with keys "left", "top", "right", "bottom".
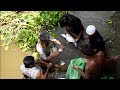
{"left": 61, "top": 34, "right": 77, "bottom": 47}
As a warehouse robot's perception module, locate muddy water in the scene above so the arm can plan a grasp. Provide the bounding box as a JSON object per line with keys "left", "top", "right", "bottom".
{"left": 0, "top": 42, "right": 30, "bottom": 79}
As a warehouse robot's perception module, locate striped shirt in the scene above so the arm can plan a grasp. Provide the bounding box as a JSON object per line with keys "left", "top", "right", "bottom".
{"left": 20, "top": 64, "right": 42, "bottom": 79}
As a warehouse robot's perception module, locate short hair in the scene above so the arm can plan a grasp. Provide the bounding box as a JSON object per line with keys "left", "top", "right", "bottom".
{"left": 81, "top": 44, "right": 94, "bottom": 56}
{"left": 23, "top": 56, "right": 35, "bottom": 68}
{"left": 39, "top": 31, "right": 49, "bottom": 41}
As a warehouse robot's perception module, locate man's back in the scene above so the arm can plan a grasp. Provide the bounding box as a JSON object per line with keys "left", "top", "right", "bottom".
{"left": 85, "top": 51, "right": 104, "bottom": 79}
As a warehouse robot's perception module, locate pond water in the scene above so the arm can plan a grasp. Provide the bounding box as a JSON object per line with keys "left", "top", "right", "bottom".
{"left": 0, "top": 42, "right": 31, "bottom": 79}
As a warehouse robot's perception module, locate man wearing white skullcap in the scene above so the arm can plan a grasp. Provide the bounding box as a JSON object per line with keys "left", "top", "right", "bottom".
{"left": 86, "top": 25, "right": 96, "bottom": 35}
{"left": 86, "top": 25, "right": 105, "bottom": 53}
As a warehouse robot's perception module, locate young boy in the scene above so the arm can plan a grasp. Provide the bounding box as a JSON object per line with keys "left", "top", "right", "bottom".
{"left": 20, "top": 56, "right": 52, "bottom": 79}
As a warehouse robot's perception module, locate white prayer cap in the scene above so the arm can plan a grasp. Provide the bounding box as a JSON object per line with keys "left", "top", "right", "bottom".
{"left": 86, "top": 25, "right": 96, "bottom": 35}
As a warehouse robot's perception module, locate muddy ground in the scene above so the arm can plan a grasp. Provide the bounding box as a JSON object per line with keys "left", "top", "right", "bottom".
{"left": 49, "top": 11, "right": 120, "bottom": 79}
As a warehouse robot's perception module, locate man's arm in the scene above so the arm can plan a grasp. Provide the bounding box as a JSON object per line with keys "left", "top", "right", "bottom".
{"left": 64, "top": 26, "right": 69, "bottom": 35}
{"left": 72, "top": 65, "right": 88, "bottom": 79}
{"left": 36, "top": 63, "right": 53, "bottom": 79}
{"left": 36, "top": 71, "right": 46, "bottom": 79}
{"left": 39, "top": 47, "right": 60, "bottom": 62}
{"left": 64, "top": 26, "right": 78, "bottom": 39}
{"left": 105, "top": 55, "right": 120, "bottom": 62}
{"left": 37, "top": 59, "right": 49, "bottom": 66}
{"left": 53, "top": 40, "right": 64, "bottom": 50}
{"left": 46, "top": 52, "right": 60, "bottom": 61}
{"left": 103, "top": 54, "right": 120, "bottom": 73}
{"left": 86, "top": 36, "right": 91, "bottom": 45}
{"left": 68, "top": 30, "right": 78, "bottom": 39}
{"left": 49, "top": 36, "right": 64, "bottom": 51}
{"left": 75, "top": 30, "right": 83, "bottom": 42}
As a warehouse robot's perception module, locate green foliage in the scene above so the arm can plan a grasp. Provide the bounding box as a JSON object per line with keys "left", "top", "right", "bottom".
{"left": 15, "top": 30, "right": 38, "bottom": 52}
{"left": 38, "top": 11, "right": 66, "bottom": 27}
{"left": 32, "top": 52, "right": 39, "bottom": 61}
{"left": 0, "top": 11, "right": 67, "bottom": 52}
{"left": 101, "top": 76, "right": 114, "bottom": 79}
{"left": 0, "top": 11, "right": 20, "bottom": 47}
{"left": 101, "top": 74, "right": 115, "bottom": 79}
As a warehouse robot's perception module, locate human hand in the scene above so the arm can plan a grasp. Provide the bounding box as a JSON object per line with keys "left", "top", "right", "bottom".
{"left": 58, "top": 45, "right": 64, "bottom": 53}
{"left": 58, "top": 48, "right": 63, "bottom": 53}
{"left": 61, "top": 45, "right": 64, "bottom": 50}
{"left": 47, "top": 63, "right": 53, "bottom": 68}
{"left": 75, "top": 38, "right": 79, "bottom": 42}
{"left": 72, "top": 65, "right": 78, "bottom": 69}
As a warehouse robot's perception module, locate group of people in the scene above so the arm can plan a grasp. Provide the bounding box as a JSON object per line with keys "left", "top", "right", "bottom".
{"left": 20, "top": 13, "right": 120, "bottom": 79}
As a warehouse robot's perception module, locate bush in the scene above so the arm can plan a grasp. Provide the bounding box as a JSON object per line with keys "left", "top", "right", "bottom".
{"left": 101, "top": 73, "right": 115, "bottom": 79}
{"left": 15, "top": 29, "right": 38, "bottom": 52}
{"left": 0, "top": 11, "right": 67, "bottom": 52}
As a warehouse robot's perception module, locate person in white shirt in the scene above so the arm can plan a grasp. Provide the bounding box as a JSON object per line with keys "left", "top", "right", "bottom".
{"left": 20, "top": 56, "right": 53, "bottom": 79}
{"left": 36, "top": 31, "right": 64, "bottom": 67}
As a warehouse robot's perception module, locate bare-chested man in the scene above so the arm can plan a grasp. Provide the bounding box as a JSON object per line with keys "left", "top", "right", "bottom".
{"left": 72, "top": 44, "right": 120, "bottom": 79}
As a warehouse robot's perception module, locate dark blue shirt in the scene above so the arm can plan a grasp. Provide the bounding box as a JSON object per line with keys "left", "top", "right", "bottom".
{"left": 89, "top": 30, "right": 105, "bottom": 52}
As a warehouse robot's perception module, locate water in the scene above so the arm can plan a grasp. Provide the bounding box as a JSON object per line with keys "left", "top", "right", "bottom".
{"left": 0, "top": 42, "right": 30, "bottom": 79}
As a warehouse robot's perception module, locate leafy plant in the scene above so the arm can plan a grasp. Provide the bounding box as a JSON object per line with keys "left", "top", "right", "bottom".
{"left": 0, "top": 11, "right": 67, "bottom": 52}
{"left": 15, "top": 29, "right": 38, "bottom": 52}
{"left": 101, "top": 74, "right": 115, "bottom": 79}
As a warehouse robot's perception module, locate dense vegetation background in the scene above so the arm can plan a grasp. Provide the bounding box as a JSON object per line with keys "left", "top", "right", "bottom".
{"left": 0, "top": 11, "right": 67, "bottom": 52}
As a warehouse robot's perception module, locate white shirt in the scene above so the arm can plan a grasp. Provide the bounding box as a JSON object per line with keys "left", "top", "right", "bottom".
{"left": 20, "top": 64, "right": 42, "bottom": 79}
{"left": 36, "top": 36, "right": 57, "bottom": 60}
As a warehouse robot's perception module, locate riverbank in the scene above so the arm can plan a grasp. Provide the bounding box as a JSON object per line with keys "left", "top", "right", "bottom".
{"left": 1, "top": 11, "right": 120, "bottom": 79}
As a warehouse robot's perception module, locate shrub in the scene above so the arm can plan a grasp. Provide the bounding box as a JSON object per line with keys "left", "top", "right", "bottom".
{"left": 0, "top": 11, "right": 67, "bottom": 52}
